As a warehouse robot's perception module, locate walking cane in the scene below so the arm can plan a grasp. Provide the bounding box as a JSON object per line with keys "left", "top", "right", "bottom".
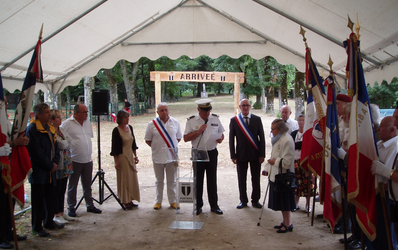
{"left": 257, "top": 181, "right": 270, "bottom": 226}
{"left": 257, "top": 167, "right": 272, "bottom": 226}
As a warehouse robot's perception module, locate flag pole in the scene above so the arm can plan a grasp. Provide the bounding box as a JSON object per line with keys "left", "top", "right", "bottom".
{"left": 306, "top": 174, "right": 310, "bottom": 217}
{"left": 7, "top": 184, "right": 19, "bottom": 250}
{"left": 379, "top": 183, "right": 393, "bottom": 250}
{"left": 299, "top": 26, "right": 317, "bottom": 225}
{"left": 328, "top": 55, "right": 348, "bottom": 249}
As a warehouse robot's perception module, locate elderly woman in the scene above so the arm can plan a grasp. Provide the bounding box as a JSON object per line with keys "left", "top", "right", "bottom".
{"left": 51, "top": 109, "right": 75, "bottom": 224}
{"left": 110, "top": 110, "right": 140, "bottom": 209}
{"left": 263, "top": 118, "right": 295, "bottom": 233}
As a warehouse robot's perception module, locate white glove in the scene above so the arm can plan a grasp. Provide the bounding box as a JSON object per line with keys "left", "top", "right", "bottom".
{"left": 337, "top": 148, "right": 346, "bottom": 160}
{"left": 371, "top": 160, "right": 391, "bottom": 179}
{"left": 0, "top": 144, "right": 12, "bottom": 156}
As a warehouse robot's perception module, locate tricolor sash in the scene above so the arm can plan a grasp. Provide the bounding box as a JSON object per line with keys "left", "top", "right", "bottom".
{"left": 152, "top": 118, "right": 177, "bottom": 159}
{"left": 234, "top": 114, "right": 258, "bottom": 150}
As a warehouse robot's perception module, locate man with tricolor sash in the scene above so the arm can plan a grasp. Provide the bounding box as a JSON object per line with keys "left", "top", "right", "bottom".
{"left": 145, "top": 102, "right": 182, "bottom": 210}
{"left": 229, "top": 99, "right": 265, "bottom": 209}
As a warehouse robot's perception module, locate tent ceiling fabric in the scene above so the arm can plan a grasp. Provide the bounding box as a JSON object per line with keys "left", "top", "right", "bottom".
{"left": 1, "top": 0, "right": 397, "bottom": 94}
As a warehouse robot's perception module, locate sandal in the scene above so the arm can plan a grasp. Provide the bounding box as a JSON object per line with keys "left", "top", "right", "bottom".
{"left": 276, "top": 223, "right": 293, "bottom": 233}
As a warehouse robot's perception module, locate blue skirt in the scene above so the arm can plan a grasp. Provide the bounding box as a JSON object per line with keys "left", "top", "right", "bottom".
{"left": 268, "top": 181, "right": 296, "bottom": 212}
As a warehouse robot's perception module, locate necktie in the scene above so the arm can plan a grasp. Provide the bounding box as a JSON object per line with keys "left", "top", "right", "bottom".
{"left": 244, "top": 117, "right": 249, "bottom": 125}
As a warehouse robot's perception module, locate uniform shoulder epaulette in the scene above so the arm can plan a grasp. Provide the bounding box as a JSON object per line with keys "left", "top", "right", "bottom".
{"left": 187, "top": 115, "right": 195, "bottom": 120}
{"left": 211, "top": 113, "right": 219, "bottom": 117}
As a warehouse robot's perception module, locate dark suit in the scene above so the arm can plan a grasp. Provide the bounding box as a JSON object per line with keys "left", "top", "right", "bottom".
{"left": 229, "top": 114, "right": 265, "bottom": 204}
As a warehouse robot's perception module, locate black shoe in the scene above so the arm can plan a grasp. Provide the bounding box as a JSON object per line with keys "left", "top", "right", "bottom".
{"left": 276, "top": 224, "right": 293, "bottom": 233}
{"left": 274, "top": 223, "right": 283, "bottom": 229}
{"left": 339, "top": 234, "right": 354, "bottom": 244}
{"left": 33, "top": 229, "right": 50, "bottom": 237}
{"left": 196, "top": 208, "right": 202, "bottom": 215}
{"left": 9, "top": 234, "right": 27, "bottom": 241}
{"left": 252, "top": 202, "right": 262, "bottom": 209}
{"left": 333, "top": 226, "right": 351, "bottom": 234}
{"left": 44, "top": 222, "right": 65, "bottom": 230}
{"left": 0, "top": 240, "right": 13, "bottom": 249}
{"left": 347, "top": 239, "right": 361, "bottom": 250}
{"left": 316, "top": 214, "right": 323, "bottom": 218}
{"left": 68, "top": 209, "right": 77, "bottom": 217}
{"left": 211, "top": 206, "right": 223, "bottom": 215}
{"left": 237, "top": 203, "right": 247, "bottom": 209}
{"left": 87, "top": 206, "right": 102, "bottom": 214}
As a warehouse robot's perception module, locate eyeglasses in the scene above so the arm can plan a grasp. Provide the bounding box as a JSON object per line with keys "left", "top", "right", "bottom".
{"left": 241, "top": 104, "right": 251, "bottom": 107}
{"left": 79, "top": 111, "right": 89, "bottom": 114}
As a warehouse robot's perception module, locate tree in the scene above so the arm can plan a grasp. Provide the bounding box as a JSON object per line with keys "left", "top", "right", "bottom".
{"left": 294, "top": 69, "right": 305, "bottom": 119}
{"left": 103, "top": 69, "right": 118, "bottom": 113}
{"left": 119, "top": 60, "right": 139, "bottom": 105}
{"left": 367, "top": 78, "right": 398, "bottom": 108}
{"left": 263, "top": 57, "right": 278, "bottom": 115}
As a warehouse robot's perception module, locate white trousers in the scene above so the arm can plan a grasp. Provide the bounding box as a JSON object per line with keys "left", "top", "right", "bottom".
{"left": 153, "top": 162, "right": 177, "bottom": 204}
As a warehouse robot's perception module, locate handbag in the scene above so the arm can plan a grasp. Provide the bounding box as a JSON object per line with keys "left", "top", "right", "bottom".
{"left": 274, "top": 158, "right": 298, "bottom": 192}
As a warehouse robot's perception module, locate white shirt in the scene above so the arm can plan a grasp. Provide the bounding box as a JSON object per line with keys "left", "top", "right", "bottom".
{"left": 241, "top": 112, "right": 252, "bottom": 124}
{"left": 144, "top": 116, "right": 182, "bottom": 164}
{"left": 286, "top": 118, "right": 299, "bottom": 135}
{"left": 184, "top": 113, "right": 225, "bottom": 151}
{"left": 377, "top": 136, "right": 398, "bottom": 200}
{"left": 60, "top": 116, "right": 93, "bottom": 163}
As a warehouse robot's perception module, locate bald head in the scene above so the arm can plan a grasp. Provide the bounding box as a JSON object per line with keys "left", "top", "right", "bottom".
{"left": 280, "top": 105, "right": 292, "bottom": 121}
{"left": 377, "top": 116, "right": 398, "bottom": 142}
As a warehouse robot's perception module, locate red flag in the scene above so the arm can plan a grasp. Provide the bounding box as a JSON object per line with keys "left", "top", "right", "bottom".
{"left": 6, "top": 37, "right": 42, "bottom": 207}
{"left": 345, "top": 32, "right": 377, "bottom": 241}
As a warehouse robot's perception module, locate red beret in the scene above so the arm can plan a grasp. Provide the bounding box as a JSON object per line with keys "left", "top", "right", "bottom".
{"left": 336, "top": 94, "right": 352, "bottom": 103}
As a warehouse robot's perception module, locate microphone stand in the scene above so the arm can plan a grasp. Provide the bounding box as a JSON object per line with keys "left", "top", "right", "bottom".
{"left": 195, "top": 119, "right": 208, "bottom": 159}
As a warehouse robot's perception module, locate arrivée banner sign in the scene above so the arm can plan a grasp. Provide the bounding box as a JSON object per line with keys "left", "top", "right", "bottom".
{"left": 150, "top": 71, "right": 244, "bottom": 83}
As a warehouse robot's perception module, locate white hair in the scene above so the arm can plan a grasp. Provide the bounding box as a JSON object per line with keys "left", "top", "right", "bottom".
{"left": 157, "top": 102, "right": 168, "bottom": 110}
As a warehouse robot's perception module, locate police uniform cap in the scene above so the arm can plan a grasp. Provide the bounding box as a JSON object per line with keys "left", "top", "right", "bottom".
{"left": 195, "top": 99, "right": 213, "bottom": 111}
{"left": 336, "top": 94, "right": 352, "bottom": 103}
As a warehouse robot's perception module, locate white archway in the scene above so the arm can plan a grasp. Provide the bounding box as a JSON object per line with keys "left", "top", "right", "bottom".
{"left": 150, "top": 71, "right": 245, "bottom": 115}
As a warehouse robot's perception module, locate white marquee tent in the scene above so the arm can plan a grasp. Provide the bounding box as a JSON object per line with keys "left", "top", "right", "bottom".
{"left": 1, "top": 0, "right": 398, "bottom": 94}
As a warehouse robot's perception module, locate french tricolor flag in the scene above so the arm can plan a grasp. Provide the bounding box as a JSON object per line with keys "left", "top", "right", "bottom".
{"left": 345, "top": 32, "right": 377, "bottom": 241}
{"left": 300, "top": 47, "right": 326, "bottom": 178}
{"left": 322, "top": 75, "right": 344, "bottom": 231}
